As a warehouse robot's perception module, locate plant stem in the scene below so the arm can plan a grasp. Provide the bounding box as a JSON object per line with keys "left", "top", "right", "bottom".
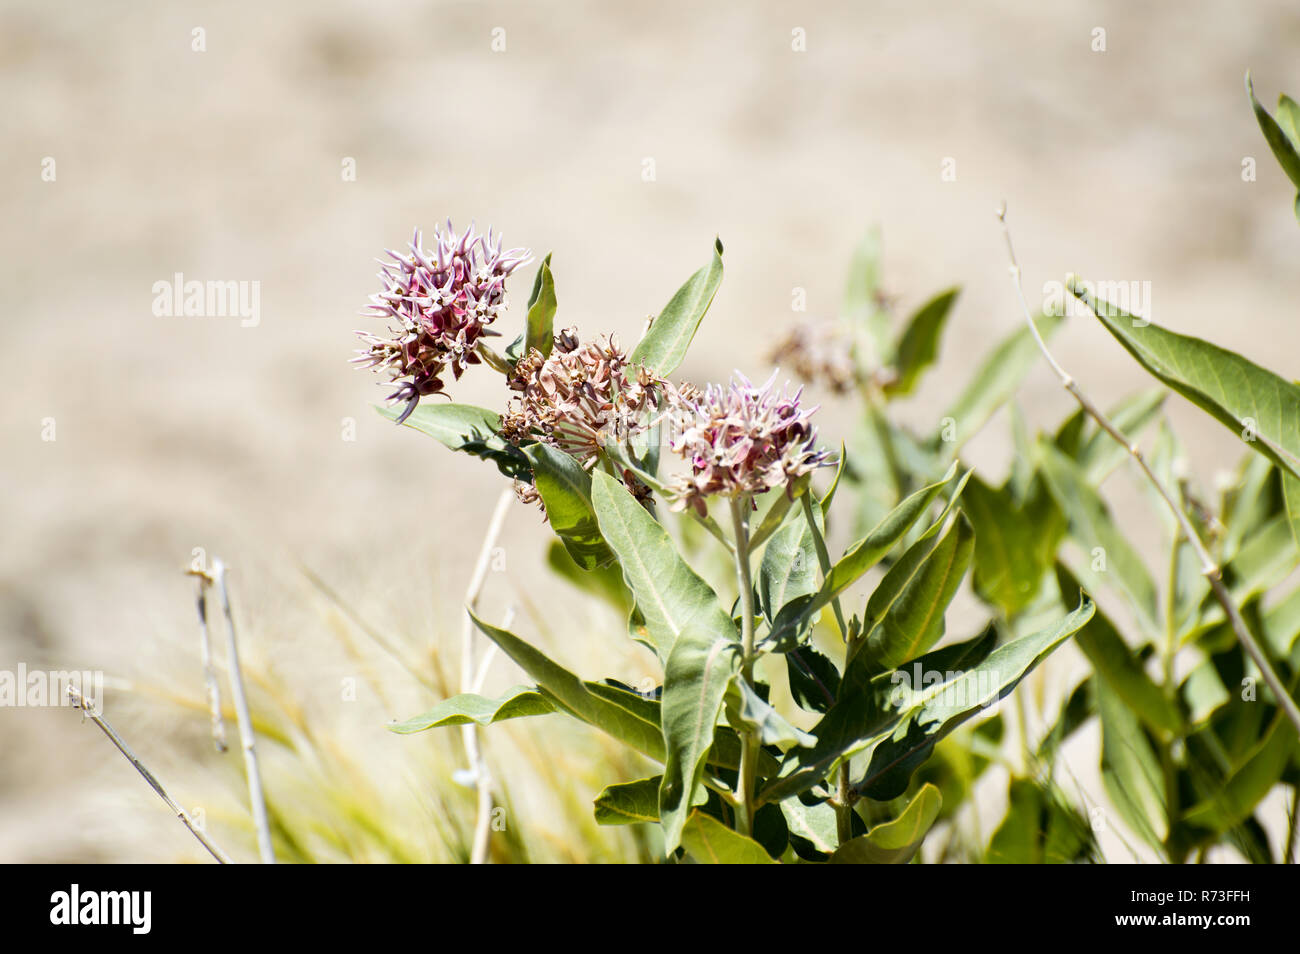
{"left": 213, "top": 560, "right": 276, "bottom": 864}
{"left": 996, "top": 205, "right": 1300, "bottom": 739}
{"left": 67, "top": 685, "right": 232, "bottom": 864}
{"left": 729, "top": 496, "right": 760, "bottom": 838}
{"left": 461, "top": 488, "right": 514, "bottom": 864}
{"left": 188, "top": 573, "right": 227, "bottom": 753}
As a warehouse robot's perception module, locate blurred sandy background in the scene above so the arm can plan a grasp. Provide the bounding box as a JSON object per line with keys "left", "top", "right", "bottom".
{"left": 3, "top": 0, "right": 1299, "bottom": 862}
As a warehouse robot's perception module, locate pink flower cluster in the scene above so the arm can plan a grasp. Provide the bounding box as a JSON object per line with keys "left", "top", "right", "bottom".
{"left": 354, "top": 223, "right": 531, "bottom": 423}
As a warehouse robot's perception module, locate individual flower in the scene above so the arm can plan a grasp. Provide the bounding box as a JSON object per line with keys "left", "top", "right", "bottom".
{"left": 663, "top": 371, "right": 833, "bottom": 515}
{"left": 354, "top": 222, "right": 531, "bottom": 423}
{"left": 768, "top": 317, "right": 859, "bottom": 394}
{"left": 501, "top": 328, "right": 662, "bottom": 462}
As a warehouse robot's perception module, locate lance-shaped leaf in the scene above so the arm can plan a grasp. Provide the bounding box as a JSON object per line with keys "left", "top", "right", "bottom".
{"left": 468, "top": 611, "right": 665, "bottom": 760}
{"left": 592, "top": 469, "right": 737, "bottom": 662}
{"left": 376, "top": 402, "right": 531, "bottom": 480}
{"left": 853, "top": 597, "right": 1095, "bottom": 800}
{"left": 761, "top": 625, "right": 998, "bottom": 805}
{"left": 758, "top": 495, "right": 819, "bottom": 624}
{"left": 594, "top": 776, "right": 661, "bottom": 826}
{"left": 1054, "top": 564, "right": 1182, "bottom": 736}
{"left": 935, "top": 312, "right": 1063, "bottom": 453}
{"left": 659, "top": 629, "right": 742, "bottom": 854}
{"left": 388, "top": 686, "right": 555, "bottom": 733}
{"left": 842, "top": 226, "right": 892, "bottom": 365}
{"left": 524, "top": 255, "right": 557, "bottom": 357}
{"left": 781, "top": 798, "right": 840, "bottom": 859}
{"left": 962, "top": 475, "right": 1064, "bottom": 617}
{"left": 1097, "top": 681, "right": 1167, "bottom": 854}
{"left": 1069, "top": 275, "right": 1300, "bottom": 481}
{"left": 523, "top": 444, "right": 614, "bottom": 570}
{"left": 631, "top": 238, "right": 724, "bottom": 376}
{"left": 785, "top": 645, "right": 842, "bottom": 715}
{"left": 832, "top": 783, "right": 942, "bottom": 864}
{"left": 681, "top": 810, "right": 776, "bottom": 864}
{"left": 725, "top": 677, "right": 817, "bottom": 748}
{"left": 1075, "top": 388, "right": 1167, "bottom": 482}
{"left": 986, "top": 777, "right": 1097, "bottom": 864}
{"left": 766, "top": 466, "right": 963, "bottom": 648}
{"left": 1037, "top": 439, "right": 1159, "bottom": 629}
{"left": 853, "top": 510, "right": 975, "bottom": 675}
{"left": 1247, "top": 72, "right": 1300, "bottom": 216}
{"left": 883, "top": 288, "right": 958, "bottom": 397}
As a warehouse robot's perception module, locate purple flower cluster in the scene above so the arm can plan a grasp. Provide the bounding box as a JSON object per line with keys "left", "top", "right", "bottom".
{"left": 354, "top": 223, "right": 531, "bottom": 423}
{"left": 665, "top": 372, "right": 833, "bottom": 515}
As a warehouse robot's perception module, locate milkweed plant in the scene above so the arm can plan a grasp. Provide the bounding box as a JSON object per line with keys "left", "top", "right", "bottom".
{"left": 354, "top": 74, "right": 1300, "bottom": 864}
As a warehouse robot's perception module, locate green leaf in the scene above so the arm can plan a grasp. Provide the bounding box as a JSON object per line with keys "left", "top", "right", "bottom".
{"left": 853, "top": 511, "right": 975, "bottom": 674}
{"left": 962, "top": 475, "right": 1064, "bottom": 617}
{"left": 546, "top": 540, "right": 631, "bottom": 614}
{"left": 681, "top": 810, "right": 776, "bottom": 864}
{"left": 853, "top": 598, "right": 1095, "bottom": 800}
{"left": 725, "top": 677, "right": 817, "bottom": 748}
{"left": 758, "top": 497, "right": 818, "bottom": 624}
{"left": 594, "top": 776, "right": 661, "bottom": 825}
{"left": 1247, "top": 72, "right": 1300, "bottom": 189}
{"left": 1037, "top": 439, "right": 1159, "bottom": 629}
{"left": 1183, "top": 699, "right": 1299, "bottom": 833}
{"left": 781, "top": 798, "right": 840, "bottom": 858}
{"left": 1069, "top": 274, "right": 1300, "bottom": 481}
{"left": 659, "top": 622, "right": 743, "bottom": 854}
{"left": 1075, "top": 389, "right": 1167, "bottom": 483}
{"left": 522, "top": 444, "right": 615, "bottom": 570}
{"left": 376, "top": 402, "right": 531, "bottom": 480}
{"left": 842, "top": 226, "right": 892, "bottom": 365}
{"left": 1278, "top": 93, "right": 1300, "bottom": 151}
{"left": 936, "top": 312, "right": 1063, "bottom": 453}
{"left": 832, "top": 783, "right": 942, "bottom": 863}
{"left": 630, "top": 238, "right": 724, "bottom": 376}
{"left": 986, "top": 777, "right": 1097, "bottom": 864}
{"left": 766, "top": 465, "right": 963, "bottom": 648}
{"left": 388, "top": 686, "right": 554, "bottom": 733}
{"left": 592, "top": 469, "right": 738, "bottom": 662}
{"left": 1054, "top": 564, "right": 1182, "bottom": 736}
{"left": 785, "top": 645, "right": 842, "bottom": 715}
{"left": 524, "top": 255, "right": 557, "bottom": 358}
{"left": 468, "top": 611, "right": 665, "bottom": 761}
{"left": 884, "top": 288, "right": 958, "bottom": 397}
{"left": 1097, "top": 680, "right": 1168, "bottom": 853}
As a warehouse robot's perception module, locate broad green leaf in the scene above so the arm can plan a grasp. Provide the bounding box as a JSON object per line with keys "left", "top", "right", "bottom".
{"left": 388, "top": 686, "right": 554, "bottom": 733}
{"left": 785, "top": 645, "right": 842, "bottom": 715}
{"left": 766, "top": 466, "right": 963, "bottom": 648}
{"left": 630, "top": 238, "right": 724, "bottom": 376}
{"left": 468, "top": 611, "right": 665, "bottom": 761}
{"left": 758, "top": 503, "right": 818, "bottom": 624}
{"left": 594, "top": 776, "right": 661, "bottom": 826}
{"left": 1247, "top": 72, "right": 1300, "bottom": 189}
{"left": 781, "top": 798, "right": 840, "bottom": 858}
{"left": 524, "top": 255, "right": 557, "bottom": 358}
{"left": 853, "top": 598, "right": 1095, "bottom": 800}
{"left": 376, "top": 402, "right": 530, "bottom": 479}
{"left": 832, "top": 783, "right": 942, "bottom": 863}
{"left": 1055, "top": 564, "right": 1182, "bottom": 736}
{"left": 935, "top": 312, "right": 1063, "bottom": 453}
{"left": 725, "top": 677, "right": 816, "bottom": 748}
{"left": 681, "top": 810, "right": 776, "bottom": 864}
{"left": 1069, "top": 275, "right": 1300, "bottom": 480}
{"left": 523, "top": 444, "right": 615, "bottom": 570}
{"left": 884, "top": 288, "right": 958, "bottom": 397}
{"left": 962, "top": 475, "right": 1064, "bottom": 617}
{"left": 854, "top": 511, "right": 975, "bottom": 674}
{"left": 1037, "top": 440, "right": 1159, "bottom": 629}
{"left": 1097, "top": 681, "right": 1168, "bottom": 853}
{"left": 592, "top": 469, "right": 737, "bottom": 662}
{"left": 842, "top": 226, "right": 891, "bottom": 365}
{"left": 659, "top": 623, "right": 743, "bottom": 853}
{"left": 986, "top": 777, "right": 1096, "bottom": 864}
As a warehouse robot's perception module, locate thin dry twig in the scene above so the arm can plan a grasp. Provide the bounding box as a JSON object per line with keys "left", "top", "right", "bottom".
{"left": 460, "top": 488, "right": 515, "bottom": 864}
{"left": 67, "top": 685, "right": 232, "bottom": 864}
{"left": 997, "top": 204, "right": 1300, "bottom": 737}
{"left": 186, "top": 570, "right": 228, "bottom": 753}
{"left": 212, "top": 559, "right": 277, "bottom": 863}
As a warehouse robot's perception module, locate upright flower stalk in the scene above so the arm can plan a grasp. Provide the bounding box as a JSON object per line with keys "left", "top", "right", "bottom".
{"left": 728, "top": 495, "right": 760, "bottom": 837}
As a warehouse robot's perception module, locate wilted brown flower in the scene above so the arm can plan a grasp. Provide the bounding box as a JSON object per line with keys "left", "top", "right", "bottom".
{"left": 663, "top": 372, "right": 833, "bottom": 515}
{"left": 768, "top": 317, "right": 859, "bottom": 394}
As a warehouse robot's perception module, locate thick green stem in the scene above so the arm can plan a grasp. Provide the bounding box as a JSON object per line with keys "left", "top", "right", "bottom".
{"left": 729, "top": 496, "right": 760, "bottom": 838}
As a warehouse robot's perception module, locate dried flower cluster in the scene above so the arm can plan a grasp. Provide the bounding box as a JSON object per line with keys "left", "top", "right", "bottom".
{"left": 664, "top": 372, "right": 833, "bottom": 515}
{"left": 354, "top": 223, "right": 531, "bottom": 423}
{"left": 768, "top": 318, "right": 859, "bottom": 394}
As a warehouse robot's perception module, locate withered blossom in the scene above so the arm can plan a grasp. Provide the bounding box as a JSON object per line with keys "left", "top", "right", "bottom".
{"left": 354, "top": 222, "right": 531, "bottom": 423}
{"left": 664, "top": 372, "right": 833, "bottom": 515}
{"left": 768, "top": 317, "right": 859, "bottom": 394}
